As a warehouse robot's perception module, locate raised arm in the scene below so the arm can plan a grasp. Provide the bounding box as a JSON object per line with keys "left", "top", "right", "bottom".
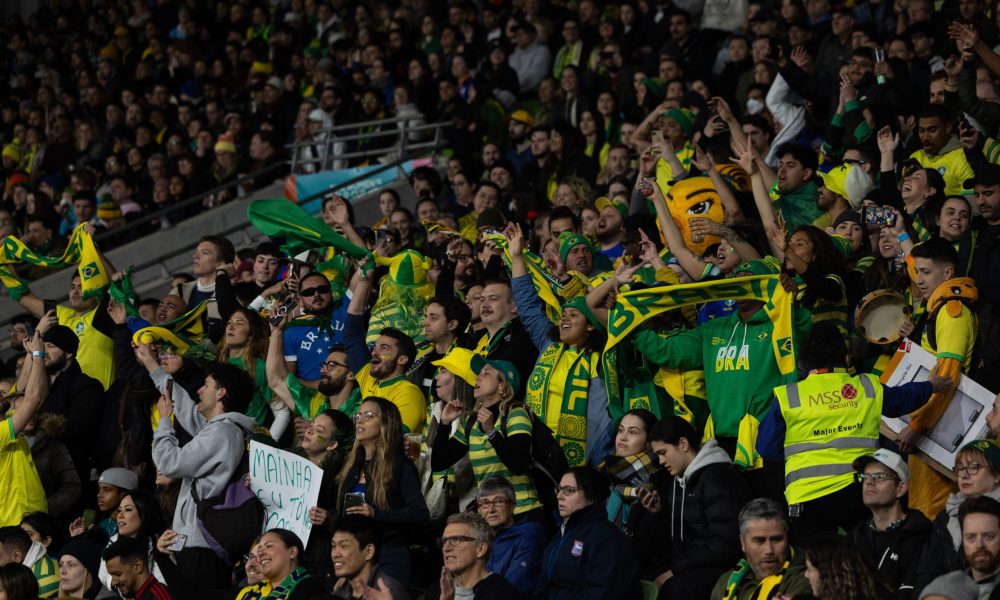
{"left": 266, "top": 320, "right": 294, "bottom": 411}
{"left": 13, "top": 332, "right": 48, "bottom": 435}
{"left": 648, "top": 173, "right": 709, "bottom": 280}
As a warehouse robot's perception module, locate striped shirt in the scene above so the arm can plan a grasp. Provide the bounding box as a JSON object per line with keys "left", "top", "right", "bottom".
{"left": 453, "top": 406, "right": 542, "bottom": 514}
{"left": 135, "top": 575, "right": 173, "bottom": 600}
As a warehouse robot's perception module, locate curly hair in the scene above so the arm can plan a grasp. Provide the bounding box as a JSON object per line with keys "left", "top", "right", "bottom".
{"left": 806, "top": 538, "right": 883, "bottom": 600}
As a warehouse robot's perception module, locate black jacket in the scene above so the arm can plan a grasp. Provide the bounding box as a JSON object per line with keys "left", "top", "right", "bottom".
{"left": 42, "top": 360, "right": 104, "bottom": 487}
{"left": 532, "top": 502, "right": 641, "bottom": 599}
{"left": 461, "top": 318, "right": 538, "bottom": 396}
{"left": 914, "top": 498, "right": 974, "bottom": 594}
{"left": 849, "top": 511, "right": 933, "bottom": 600}
{"left": 636, "top": 440, "right": 751, "bottom": 598}
{"left": 336, "top": 453, "right": 429, "bottom": 551}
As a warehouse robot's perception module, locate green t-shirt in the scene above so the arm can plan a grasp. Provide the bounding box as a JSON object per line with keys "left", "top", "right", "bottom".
{"left": 286, "top": 374, "right": 362, "bottom": 420}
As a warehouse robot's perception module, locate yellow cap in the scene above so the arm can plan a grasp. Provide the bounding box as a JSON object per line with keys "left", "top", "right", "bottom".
{"left": 510, "top": 110, "right": 534, "bottom": 126}
{"left": 431, "top": 347, "right": 478, "bottom": 387}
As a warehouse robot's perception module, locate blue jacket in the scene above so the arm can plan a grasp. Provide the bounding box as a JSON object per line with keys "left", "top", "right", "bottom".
{"left": 488, "top": 521, "right": 546, "bottom": 595}
{"left": 533, "top": 503, "right": 641, "bottom": 599}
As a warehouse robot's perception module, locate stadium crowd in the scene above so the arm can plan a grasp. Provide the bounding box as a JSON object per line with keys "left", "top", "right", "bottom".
{"left": 4, "top": 0, "right": 1000, "bottom": 599}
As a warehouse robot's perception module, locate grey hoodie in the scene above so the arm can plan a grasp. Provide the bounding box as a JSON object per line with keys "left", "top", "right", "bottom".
{"left": 670, "top": 438, "right": 732, "bottom": 542}
{"left": 150, "top": 368, "right": 256, "bottom": 550}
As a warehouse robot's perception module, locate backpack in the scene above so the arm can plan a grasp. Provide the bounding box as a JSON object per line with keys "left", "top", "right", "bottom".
{"left": 464, "top": 408, "right": 569, "bottom": 513}
{"left": 190, "top": 430, "right": 265, "bottom": 564}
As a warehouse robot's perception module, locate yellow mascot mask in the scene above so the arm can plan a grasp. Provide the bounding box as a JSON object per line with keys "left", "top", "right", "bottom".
{"left": 664, "top": 176, "right": 725, "bottom": 256}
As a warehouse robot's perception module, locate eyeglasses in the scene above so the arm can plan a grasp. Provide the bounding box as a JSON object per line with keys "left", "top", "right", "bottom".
{"left": 843, "top": 158, "right": 868, "bottom": 166}
{"left": 477, "top": 498, "right": 510, "bottom": 510}
{"left": 955, "top": 462, "right": 984, "bottom": 476}
{"left": 320, "top": 360, "right": 348, "bottom": 371}
{"left": 300, "top": 285, "right": 331, "bottom": 297}
{"left": 436, "top": 535, "right": 478, "bottom": 548}
{"left": 353, "top": 410, "right": 377, "bottom": 423}
{"left": 856, "top": 472, "right": 899, "bottom": 484}
{"left": 556, "top": 485, "right": 579, "bottom": 496}
{"left": 157, "top": 350, "right": 176, "bottom": 360}
{"left": 243, "top": 553, "right": 259, "bottom": 563}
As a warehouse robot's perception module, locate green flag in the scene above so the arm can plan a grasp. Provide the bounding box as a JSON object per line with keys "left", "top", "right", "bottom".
{"left": 247, "top": 198, "right": 369, "bottom": 259}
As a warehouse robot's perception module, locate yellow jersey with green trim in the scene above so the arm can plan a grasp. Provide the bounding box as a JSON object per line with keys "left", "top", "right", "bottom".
{"left": 909, "top": 146, "right": 976, "bottom": 197}
{"left": 452, "top": 407, "right": 542, "bottom": 514}
{"left": 921, "top": 302, "right": 976, "bottom": 370}
{"left": 0, "top": 417, "right": 47, "bottom": 526}
{"left": 56, "top": 305, "right": 114, "bottom": 390}
{"left": 355, "top": 365, "right": 426, "bottom": 434}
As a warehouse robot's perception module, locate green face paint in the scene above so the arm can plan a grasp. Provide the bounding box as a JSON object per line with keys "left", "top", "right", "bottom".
{"left": 314, "top": 434, "right": 329, "bottom": 443}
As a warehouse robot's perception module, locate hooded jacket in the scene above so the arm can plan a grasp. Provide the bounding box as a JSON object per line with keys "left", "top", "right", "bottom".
{"left": 636, "top": 439, "right": 751, "bottom": 597}
{"left": 532, "top": 502, "right": 640, "bottom": 600}
{"left": 28, "top": 413, "right": 80, "bottom": 518}
{"left": 149, "top": 368, "right": 256, "bottom": 551}
{"left": 849, "top": 510, "right": 933, "bottom": 599}
{"left": 915, "top": 487, "right": 1000, "bottom": 595}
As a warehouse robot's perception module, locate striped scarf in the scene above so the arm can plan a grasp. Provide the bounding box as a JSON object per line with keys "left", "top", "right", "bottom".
{"left": 525, "top": 342, "right": 598, "bottom": 467}
{"left": 0, "top": 223, "right": 108, "bottom": 300}
{"left": 266, "top": 566, "right": 313, "bottom": 600}
{"left": 598, "top": 450, "right": 658, "bottom": 499}
{"left": 721, "top": 553, "right": 794, "bottom": 600}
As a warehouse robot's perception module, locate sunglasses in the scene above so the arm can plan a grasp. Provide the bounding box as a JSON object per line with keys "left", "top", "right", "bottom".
{"left": 300, "top": 285, "right": 331, "bottom": 297}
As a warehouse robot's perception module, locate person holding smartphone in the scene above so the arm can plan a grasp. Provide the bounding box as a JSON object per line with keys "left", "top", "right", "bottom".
{"left": 334, "top": 397, "right": 429, "bottom": 588}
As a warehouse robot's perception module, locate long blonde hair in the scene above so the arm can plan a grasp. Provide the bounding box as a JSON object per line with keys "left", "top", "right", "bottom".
{"left": 336, "top": 397, "right": 403, "bottom": 511}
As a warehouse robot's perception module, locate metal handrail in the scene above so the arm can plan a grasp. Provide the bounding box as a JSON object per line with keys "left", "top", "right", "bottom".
{"left": 288, "top": 112, "right": 450, "bottom": 174}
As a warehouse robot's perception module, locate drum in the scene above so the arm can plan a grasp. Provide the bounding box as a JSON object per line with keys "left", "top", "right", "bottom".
{"left": 855, "top": 290, "right": 910, "bottom": 345}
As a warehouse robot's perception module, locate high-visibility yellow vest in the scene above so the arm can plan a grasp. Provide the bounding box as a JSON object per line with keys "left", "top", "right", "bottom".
{"left": 775, "top": 372, "right": 882, "bottom": 504}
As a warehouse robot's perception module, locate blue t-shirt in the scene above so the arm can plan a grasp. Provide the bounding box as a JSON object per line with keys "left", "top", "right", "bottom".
{"left": 282, "top": 301, "right": 348, "bottom": 380}
{"left": 600, "top": 243, "right": 624, "bottom": 261}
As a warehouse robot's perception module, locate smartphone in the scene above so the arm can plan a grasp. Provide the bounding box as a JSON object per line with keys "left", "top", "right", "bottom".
{"left": 344, "top": 492, "right": 366, "bottom": 511}
{"left": 22, "top": 321, "right": 34, "bottom": 340}
{"left": 861, "top": 205, "right": 897, "bottom": 227}
{"left": 168, "top": 533, "right": 188, "bottom": 552}
{"left": 82, "top": 509, "right": 96, "bottom": 529}
{"left": 651, "top": 130, "right": 665, "bottom": 146}
{"left": 43, "top": 299, "right": 57, "bottom": 315}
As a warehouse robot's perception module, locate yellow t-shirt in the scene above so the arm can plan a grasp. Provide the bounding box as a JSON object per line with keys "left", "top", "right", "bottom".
{"left": 56, "top": 305, "right": 114, "bottom": 390}
{"left": 0, "top": 417, "right": 47, "bottom": 526}
{"left": 355, "top": 365, "right": 426, "bottom": 434}
{"left": 909, "top": 146, "right": 976, "bottom": 197}
{"left": 923, "top": 303, "right": 977, "bottom": 370}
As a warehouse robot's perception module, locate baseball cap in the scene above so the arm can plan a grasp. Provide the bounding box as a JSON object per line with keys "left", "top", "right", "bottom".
{"left": 964, "top": 163, "right": 1000, "bottom": 189}
{"left": 470, "top": 355, "right": 521, "bottom": 392}
{"left": 510, "top": 110, "right": 534, "bottom": 126}
{"left": 265, "top": 76, "right": 284, "bottom": 90}
{"left": 432, "top": 347, "right": 478, "bottom": 387}
{"left": 99, "top": 467, "right": 139, "bottom": 491}
{"left": 595, "top": 196, "right": 628, "bottom": 219}
{"left": 853, "top": 448, "right": 909, "bottom": 482}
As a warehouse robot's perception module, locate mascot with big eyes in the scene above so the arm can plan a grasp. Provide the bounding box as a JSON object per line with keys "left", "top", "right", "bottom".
{"left": 663, "top": 176, "right": 726, "bottom": 256}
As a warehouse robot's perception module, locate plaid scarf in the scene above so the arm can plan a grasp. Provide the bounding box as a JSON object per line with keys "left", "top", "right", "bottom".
{"left": 598, "top": 451, "right": 658, "bottom": 499}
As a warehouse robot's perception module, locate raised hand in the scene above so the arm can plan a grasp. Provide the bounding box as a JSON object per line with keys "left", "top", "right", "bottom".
{"left": 877, "top": 126, "right": 899, "bottom": 155}
{"left": 789, "top": 46, "right": 810, "bottom": 69}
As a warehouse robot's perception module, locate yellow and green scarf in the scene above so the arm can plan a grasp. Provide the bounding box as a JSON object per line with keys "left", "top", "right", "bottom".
{"left": 0, "top": 224, "right": 108, "bottom": 300}
{"left": 525, "top": 343, "right": 598, "bottom": 467}
{"left": 606, "top": 274, "right": 797, "bottom": 377}
{"left": 721, "top": 551, "right": 794, "bottom": 600}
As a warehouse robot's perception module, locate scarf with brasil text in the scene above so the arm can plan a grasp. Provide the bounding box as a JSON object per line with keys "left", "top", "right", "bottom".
{"left": 525, "top": 342, "right": 598, "bottom": 467}
{"left": 606, "top": 274, "right": 797, "bottom": 377}
{"left": 0, "top": 224, "right": 108, "bottom": 300}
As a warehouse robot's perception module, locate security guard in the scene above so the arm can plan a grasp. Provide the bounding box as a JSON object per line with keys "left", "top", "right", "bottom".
{"left": 756, "top": 322, "right": 951, "bottom": 543}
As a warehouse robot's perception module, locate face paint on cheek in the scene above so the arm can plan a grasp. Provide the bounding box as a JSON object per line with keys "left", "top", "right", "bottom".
{"left": 380, "top": 352, "right": 393, "bottom": 361}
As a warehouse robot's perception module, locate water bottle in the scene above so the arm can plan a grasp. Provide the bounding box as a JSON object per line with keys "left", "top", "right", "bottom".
{"left": 874, "top": 47, "right": 887, "bottom": 85}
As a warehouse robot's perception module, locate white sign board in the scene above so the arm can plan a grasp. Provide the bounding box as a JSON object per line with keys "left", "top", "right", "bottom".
{"left": 880, "top": 339, "right": 993, "bottom": 475}
{"left": 249, "top": 441, "right": 324, "bottom": 548}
